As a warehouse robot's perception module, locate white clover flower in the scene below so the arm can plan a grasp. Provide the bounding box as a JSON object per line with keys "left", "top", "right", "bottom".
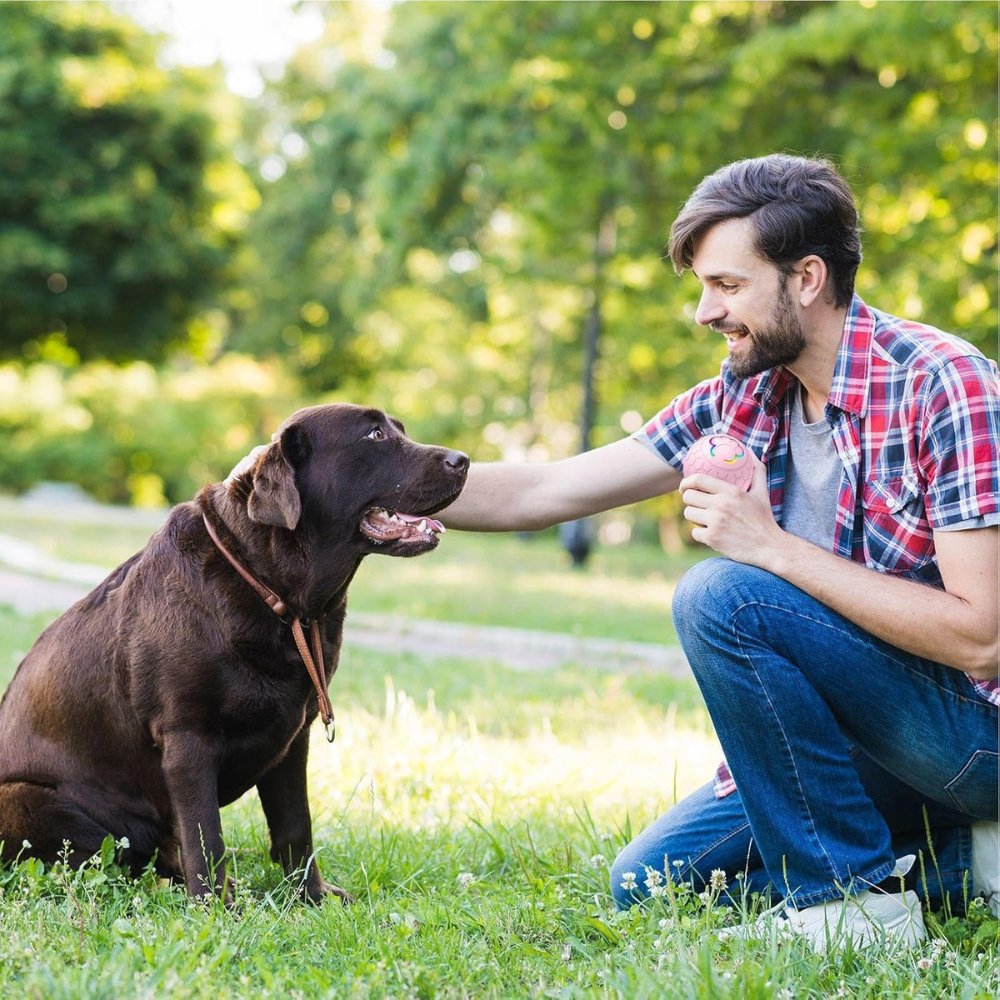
{"left": 117, "top": 836, "right": 130, "bottom": 850}
{"left": 648, "top": 885, "right": 666, "bottom": 898}
{"left": 698, "top": 890, "right": 712, "bottom": 903}
{"left": 456, "top": 871, "right": 475, "bottom": 888}
{"left": 709, "top": 868, "right": 728, "bottom": 892}
{"left": 21, "top": 840, "right": 31, "bottom": 849}
{"left": 672, "top": 859, "right": 684, "bottom": 869}
{"left": 658, "top": 917, "right": 670, "bottom": 929}
{"left": 643, "top": 867, "right": 663, "bottom": 889}
{"left": 916, "top": 957, "right": 933, "bottom": 971}
{"left": 589, "top": 854, "right": 607, "bottom": 869}
{"left": 619, "top": 871, "right": 638, "bottom": 891}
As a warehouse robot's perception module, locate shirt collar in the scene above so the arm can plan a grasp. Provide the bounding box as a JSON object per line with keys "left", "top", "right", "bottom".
{"left": 826, "top": 294, "right": 873, "bottom": 417}
{"left": 750, "top": 294, "right": 873, "bottom": 418}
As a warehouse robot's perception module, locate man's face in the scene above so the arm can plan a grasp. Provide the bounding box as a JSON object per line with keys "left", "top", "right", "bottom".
{"left": 690, "top": 217, "right": 806, "bottom": 380}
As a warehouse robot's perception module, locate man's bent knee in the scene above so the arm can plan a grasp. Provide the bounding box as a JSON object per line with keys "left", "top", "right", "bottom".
{"left": 671, "top": 558, "right": 768, "bottom": 640}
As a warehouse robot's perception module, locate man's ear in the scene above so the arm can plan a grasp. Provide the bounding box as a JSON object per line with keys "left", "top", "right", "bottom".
{"left": 247, "top": 433, "right": 302, "bottom": 530}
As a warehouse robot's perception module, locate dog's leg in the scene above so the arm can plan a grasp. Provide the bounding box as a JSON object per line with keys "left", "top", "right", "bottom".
{"left": 159, "top": 731, "right": 231, "bottom": 902}
{"left": 256, "top": 729, "right": 352, "bottom": 904}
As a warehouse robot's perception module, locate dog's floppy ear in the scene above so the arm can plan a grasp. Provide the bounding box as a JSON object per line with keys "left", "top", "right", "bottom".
{"left": 247, "top": 432, "right": 302, "bottom": 530}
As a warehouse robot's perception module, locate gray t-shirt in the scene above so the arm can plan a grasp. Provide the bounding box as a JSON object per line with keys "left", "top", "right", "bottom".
{"left": 781, "top": 384, "right": 997, "bottom": 546}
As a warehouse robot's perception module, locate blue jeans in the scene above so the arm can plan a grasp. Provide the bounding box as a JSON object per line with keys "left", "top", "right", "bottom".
{"left": 611, "top": 558, "right": 999, "bottom": 911}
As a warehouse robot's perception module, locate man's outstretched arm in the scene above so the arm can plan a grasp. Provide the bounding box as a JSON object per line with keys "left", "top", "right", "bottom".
{"left": 439, "top": 436, "right": 682, "bottom": 533}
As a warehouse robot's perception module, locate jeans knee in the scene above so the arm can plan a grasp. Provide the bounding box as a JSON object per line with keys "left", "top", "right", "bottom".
{"left": 672, "top": 558, "right": 737, "bottom": 640}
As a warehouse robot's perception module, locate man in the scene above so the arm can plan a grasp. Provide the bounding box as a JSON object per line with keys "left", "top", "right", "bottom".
{"left": 438, "top": 154, "right": 999, "bottom": 949}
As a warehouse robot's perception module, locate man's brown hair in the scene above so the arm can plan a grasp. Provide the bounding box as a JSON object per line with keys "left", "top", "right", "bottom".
{"left": 668, "top": 154, "right": 862, "bottom": 307}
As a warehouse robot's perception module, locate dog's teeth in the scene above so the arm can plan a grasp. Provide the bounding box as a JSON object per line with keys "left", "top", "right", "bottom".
{"left": 417, "top": 520, "right": 427, "bottom": 533}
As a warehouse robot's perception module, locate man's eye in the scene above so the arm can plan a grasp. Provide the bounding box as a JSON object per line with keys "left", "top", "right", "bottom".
{"left": 719, "top": 283, "right": 738, "bottom": 293}
{"left": 367, "top": 427, "right": 385, "bottom": 441}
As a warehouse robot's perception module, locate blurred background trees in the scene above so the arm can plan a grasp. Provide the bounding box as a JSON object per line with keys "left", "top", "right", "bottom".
{"left": 0, "top": 0, "right": 995, "bottom": 533}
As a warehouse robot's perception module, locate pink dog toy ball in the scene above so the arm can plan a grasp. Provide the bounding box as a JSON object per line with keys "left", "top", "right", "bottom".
{"left": 682, "top": 434, "right": 754, "bottom": 491}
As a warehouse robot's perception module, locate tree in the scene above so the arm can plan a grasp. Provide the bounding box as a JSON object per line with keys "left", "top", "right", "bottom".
{"left": 0, "top": 1, "right": 254, "bottom": 360}
{"left": 236, "top": 0, "right": 997, "bottom": 459}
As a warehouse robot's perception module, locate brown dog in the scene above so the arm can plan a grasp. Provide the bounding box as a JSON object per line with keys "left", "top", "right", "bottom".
{"left": 0, "top": 404, "right": 468, "bottom": 902}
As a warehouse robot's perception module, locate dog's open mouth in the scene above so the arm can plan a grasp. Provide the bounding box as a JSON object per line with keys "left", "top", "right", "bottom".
{"left": 360, "top": 508, "right": 445, "bottom": 547}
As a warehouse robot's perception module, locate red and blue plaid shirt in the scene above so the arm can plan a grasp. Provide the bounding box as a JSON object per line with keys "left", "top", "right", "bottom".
{"left": 637, "top": 296, "right": 1000, "bottom": 797}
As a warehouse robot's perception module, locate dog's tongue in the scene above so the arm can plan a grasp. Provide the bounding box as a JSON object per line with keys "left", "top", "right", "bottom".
{"left": 395, "top": 511, "right": 445, "bottom": 533}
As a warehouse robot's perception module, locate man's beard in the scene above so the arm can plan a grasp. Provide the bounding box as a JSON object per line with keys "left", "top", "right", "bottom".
{"left": 717, "top": 279, "right": 806, "bottom": 380}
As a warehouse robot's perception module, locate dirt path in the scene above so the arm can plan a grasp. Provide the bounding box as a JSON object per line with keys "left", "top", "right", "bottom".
{"left": 0, "top": 563, "right": 690, "bottom": 676}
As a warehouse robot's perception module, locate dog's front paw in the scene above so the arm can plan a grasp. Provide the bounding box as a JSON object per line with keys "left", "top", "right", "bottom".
{"left": 304, "top": 877, "right": 353, "bottom": 906}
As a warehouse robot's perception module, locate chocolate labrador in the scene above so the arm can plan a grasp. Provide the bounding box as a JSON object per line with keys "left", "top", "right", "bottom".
{"left": 0, "top": 404, "right": 468, "bottom": 902}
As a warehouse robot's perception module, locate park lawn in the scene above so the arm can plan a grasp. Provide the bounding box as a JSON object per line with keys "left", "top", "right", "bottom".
{"left": 1, "top": 606, "right": 997, "bottom": 998}
{"left": 0, "top": 501, "right": 705, "bottom": 644}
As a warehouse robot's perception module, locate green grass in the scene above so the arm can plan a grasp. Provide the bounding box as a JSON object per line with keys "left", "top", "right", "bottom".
{"left": 1, "top": 605, "right": 997, "bottom": 998}
{"left": 0, "top": 507, "right": 997, "bottom": 997}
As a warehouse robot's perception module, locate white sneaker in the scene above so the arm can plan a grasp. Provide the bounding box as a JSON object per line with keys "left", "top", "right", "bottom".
{"left": 727, "top": 857, "right": 926, "bottom": 953}
{"left": 783, "top": 888, "right": 926, "bottom": 952}
{"left": 971, "top": 820, "right": 1000, "bottom": 917}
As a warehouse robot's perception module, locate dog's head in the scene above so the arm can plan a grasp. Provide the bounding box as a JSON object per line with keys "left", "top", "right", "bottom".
{"left": 238, "top": 404, "right": 468, "bottom": 557}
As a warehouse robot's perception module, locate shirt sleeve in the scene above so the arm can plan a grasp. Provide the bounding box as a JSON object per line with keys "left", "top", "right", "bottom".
{"left": 631, "top": 375, "right": 726, "bottom": 470}
{"left": 918, "top": 354, "right": 1000, "bottom": 529}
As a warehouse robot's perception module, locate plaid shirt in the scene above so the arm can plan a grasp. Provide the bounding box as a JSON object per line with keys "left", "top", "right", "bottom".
{"left": 636, "top": 296, "right": 1000, "bottom": 798}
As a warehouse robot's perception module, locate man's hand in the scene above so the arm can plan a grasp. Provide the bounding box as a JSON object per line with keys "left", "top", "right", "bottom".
{"left": 679, "top": 453, "right": 784, "bottom": 566}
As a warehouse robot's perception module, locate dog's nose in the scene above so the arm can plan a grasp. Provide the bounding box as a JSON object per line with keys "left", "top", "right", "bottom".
{"left": 444, "top": 450, "right": 469, "bottom": 473}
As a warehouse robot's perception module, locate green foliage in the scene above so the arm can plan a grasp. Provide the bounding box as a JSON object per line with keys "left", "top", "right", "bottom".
{"left": 0, "top": 356, "right": 297, "bottom": 504}
{"left": 0, "top": 1, "right": 995, "bottom": 509}
{"left": 0, "top": 1, "right": 256, "bottom": 361}
{"left": 237, "top": 0, "right": 997, "bottom": 464}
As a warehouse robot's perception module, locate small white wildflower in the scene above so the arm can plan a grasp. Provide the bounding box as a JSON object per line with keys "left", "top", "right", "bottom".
{"left": 117, "top": 836, "right": 130, "bottom": 850}
{"left": 590, "top": 854, "right": 607, "bottom": 869}
{"left": 653, "top": 937, "right": 662, "bottom": 949}
{"left": 643, "top": 867, "right": 663, "bottom": 889}
{"left": 21, "top": 840, "right": 31, "bottom": 850}
{"left": 672, "top": 859, "right": 684, "bottom": 869}
{"left": 456, "top": 871, "right": 475, "bottom": 888}
{"left": 916, "top": 957, "right": 933, "bottom": 971}
{"left": 717, "top": 929, "right": 732, "bottom": 942}
{"left": 698, "top": 890, "right": 712, "bottom": 903}
{"left": 658, "top": 917, "right": 670, "bottom": 929}
{"left": 619, "top": 871, "right": 638, "bottom": 891}
{"left": 649, "top": 885, "right": 666, "bottom": 898}
{"left": 709, "top": 868, "right": 728, "bottom": 892}
{"left": 561, "top": 943, "right": 572, "bottom": 962}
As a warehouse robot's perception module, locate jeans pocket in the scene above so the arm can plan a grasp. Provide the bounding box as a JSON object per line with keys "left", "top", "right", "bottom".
{"left": 944, "top": 750, "right": 1000, "bottom": 818}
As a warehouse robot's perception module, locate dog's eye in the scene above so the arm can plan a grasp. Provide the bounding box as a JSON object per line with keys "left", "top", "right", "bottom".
{"left": 367, "top": 427, "right": 385, "bottom": 441}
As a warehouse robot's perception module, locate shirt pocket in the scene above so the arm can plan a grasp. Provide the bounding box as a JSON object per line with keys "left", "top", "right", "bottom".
{"left": 860, "top": 473, "right": 934, "bottom": 574}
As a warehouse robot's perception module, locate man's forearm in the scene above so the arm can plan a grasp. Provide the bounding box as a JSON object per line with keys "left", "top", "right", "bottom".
{"left": 439, "top": 438, "right": 682, "bottom": 533}
{"left": 760, "top": 531, "right": 999, "bottom": 678}
{"left": 438, "top": 462, "right": 554, "bottom": 532}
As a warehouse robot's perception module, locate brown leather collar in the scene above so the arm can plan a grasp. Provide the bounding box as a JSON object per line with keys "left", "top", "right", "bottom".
{"left": 202, "top": 513, "right": 336, "bottom": 742}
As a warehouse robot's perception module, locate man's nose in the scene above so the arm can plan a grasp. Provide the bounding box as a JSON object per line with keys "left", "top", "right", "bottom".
{"left": 694, "top": 287, "right": 726, "bottom": 327}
